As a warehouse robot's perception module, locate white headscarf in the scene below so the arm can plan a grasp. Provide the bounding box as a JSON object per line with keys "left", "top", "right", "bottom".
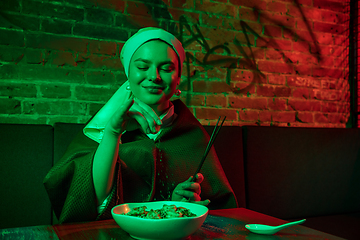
{"left": 83, "top": 27, "right": 185, "bottom": 143}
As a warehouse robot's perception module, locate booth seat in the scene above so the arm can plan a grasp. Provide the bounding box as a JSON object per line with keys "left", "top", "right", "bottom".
{"left": 0, "top": 123, "right": 359, "bottom": 239}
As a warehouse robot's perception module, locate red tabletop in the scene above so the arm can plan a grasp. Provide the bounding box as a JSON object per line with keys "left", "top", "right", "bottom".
{"left": 0, "top": 208, "right": 344, "bottom": 240}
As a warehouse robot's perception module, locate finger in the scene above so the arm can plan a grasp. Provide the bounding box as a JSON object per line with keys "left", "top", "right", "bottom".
{"left": 180, "top": 182, "right": 201, "bottom": 195}
{"left": 193, "top": 199, "right": 210, "bottom": 206}
{"left": 194, "top": 173, "right": 204, "bottom": 184}
{"left": 130, "top": 102, "right": 159, "bottom": 133}
{"left": 127, "top": 110, "right": 151, "bottom": 134}
{"left": 175, "top": 190, "right": 201, "bottom": 201}
{"left": 109, "top": 98, "right": 134, "bottom": 133}
{"left": 134, "top": 98, "right": 162, "bottom": 126}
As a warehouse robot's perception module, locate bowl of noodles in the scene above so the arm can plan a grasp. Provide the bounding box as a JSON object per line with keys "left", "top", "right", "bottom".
{"left": 111, "top": 201, "right": 208, "bottom": 240}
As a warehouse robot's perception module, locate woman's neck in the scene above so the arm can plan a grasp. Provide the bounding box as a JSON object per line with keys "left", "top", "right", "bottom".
{"left": 150, "top": 101, "right": 170, "bottom": 116}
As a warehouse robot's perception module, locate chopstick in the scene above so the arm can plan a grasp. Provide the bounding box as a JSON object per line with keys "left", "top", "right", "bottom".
{"left": 190, "top": 116, "right": 226, "bottom": 182}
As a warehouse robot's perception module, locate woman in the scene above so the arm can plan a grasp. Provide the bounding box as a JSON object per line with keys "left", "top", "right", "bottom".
{"left": 44, "top": 27, "right": 238, "bottom": 223}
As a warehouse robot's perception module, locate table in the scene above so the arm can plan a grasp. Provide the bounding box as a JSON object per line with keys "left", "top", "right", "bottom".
{"left": 0, "top": 208, "right": 344, "bottom": 240}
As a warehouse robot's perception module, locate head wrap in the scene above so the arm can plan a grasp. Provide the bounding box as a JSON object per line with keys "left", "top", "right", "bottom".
{"left": 120, "top": 27, "right": 185, "bottom": 78}
{"left": 83, "top": 27, "right": 185, "bottom": 143}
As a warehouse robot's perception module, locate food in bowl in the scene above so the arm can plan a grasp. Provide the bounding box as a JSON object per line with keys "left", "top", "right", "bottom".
{"left": 112, "top": 201, "right": 208, "bottom": 240}
{"left": 123, "top": 204, "right": 197, "bottom": 219}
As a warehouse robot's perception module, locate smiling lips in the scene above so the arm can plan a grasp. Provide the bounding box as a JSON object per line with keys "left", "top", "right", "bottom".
{"left": 143, "top": 85, "right": 164, "bottom": 94}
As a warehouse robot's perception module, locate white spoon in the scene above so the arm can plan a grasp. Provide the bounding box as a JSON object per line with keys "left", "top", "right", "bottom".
{"left": 245, "top": 219, "right": 306, "bottom": 235}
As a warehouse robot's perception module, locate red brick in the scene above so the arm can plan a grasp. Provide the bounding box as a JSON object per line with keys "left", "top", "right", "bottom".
{"left": 79, "top": 54, "right": 122, "bottom": 70}
{"left": 263, "top": 25, "right": 282, "bottom": 38}
{"left": 0, "top": 82, "right": 37, "bottom": 98}
{"left": 93, "top": 0, "right": 125, "bottom": 12}
{"left": 321, "top": 102, "right": 338, "bottom": 112}
{"left": 313, "top": 0, "right": 345, "bottom": 12}
{"left": 272, "top": 111, "right": 296, "bottom": 122}
{"left": 207, "top": 67, "right": 227, "bottom": 80}
{"left": 288, "top": 99, "right": 321, "bottom": 111}
{"left": 321, "top": 11, "right": 347, "bottom": 24}
{"left": 314, "top": 32, "right": 334, "bottom": 45}
{"left": 88, "top": 40, "right": 117, "bottom": 56}
{"left": 23, "top": 100, "right": 80, "bottom": 115}
{"left": 0, "top": 46, "right": 24, "bottom": 63}
{"left": 259, "top": 111, "right": 271, "bottom": 122}
{"left": 40, "top": 84, "right": 71, "bottom": 99}
{"left": 195, "top": 107, "right": 237, "bottom": 120}
{"left": 19, "top": 65, "right": 84, "bottom": 83}
{"left": 75, "top": 86, "right": 116, "bottom": 102}
{"left": 49, "top": 51, "right": 77, "bottom": 67}
{"left": 233, "top": 32, "right": 255, "bottom": 46}
{"left": 311, "top": 89, "right": 342, "bottom": 101}
{"left": 238, "top": 8, "right": 259, "bottom": 22}
{"left": 287, "top": 76, "right": 321, "bottom": 88}
{"left": 179, "top": 94, "right": 205, "bottom": 106}
{"left": 229, "top": 96, "right": 267, "bottom": 109}
{"left": 231, "top": 69, "right": 262, "bottom": 83}
{"left": 257, "top": 61, "right": 293, "bottom": 74}
{"left": 268, "top": 98, "right": 287, "bottom": 111}
{"left": 25, "top": 49, "right": 45, "bottom": 64}
{"left": 200, "top": 14, "right": 223, "bottom": 28}
{"left": 195, "top": 2, "right": 236, "bottom": 17}
{"left": 126, "top": 1, "right": 151, "bottom": 16}
{"left": 257, "top": 37, "right": 292, "bottom": 51}
{"left": 26, "top": 33, "right": 88, "bottom": 53}
{"left": 172, "top": 0, "right": 194, "bottom": 9}
{"left": 296, "top": 112, "right": 314, "bottom": 123}
{"left": 314, "top": 113, "right": 330, "bottom": 123}
{"left": 314, "top": 22, "right": 345, "bottom": 35}
{"left": 231, "top": 82, "right": 256, "bottom": 95}
{"left": 86, "top": 71, "right": 116, "bottom": 85}
{"left": 268, "top": 74, "right": 286, "bottom": 85}
{"left": 239, "top": 109, "right": 259, "bottom": 121}
{"left": 318, "top": 56, "right": 335, "bottom": 67}
{"left": 295, "top": 19, "right": 312, "bottom": 31}
{"left": 292, "top": 88, "right": 310, "bottom": 99}
{"left": 287, "top": 6, "right": 323, "bottom": 21}
{"left": 168, "top": 8, "right": 199, "bottom": 23}
{"left": 265, "top": 49, "right": 283, "bottom": 60}
{"left": 206, "top": 94, "right": 227, "bottom": 107}
{"left": 0, "top": 29, "right": 24, "bottom": 47}
{"left": 334, "top": 36, "right": 348, "bottom": 46}
{"left": 193, "top": 80, "right": 231, "bottom": 93}
{"left": 257, "top": 85, "right": 291, "bottom": 97}
{"left": 284, "top": 53, "right": 318, "bottom": 65}
{"left": 230, "top": 45, "right": 265, "bottom": 60}
{"left": 229, "top": 0, "right": 266, "bottom": 9}
{"left": 294, "top": 65, "right": 312, "bottom": 76}
{"left": 267, "top": 1, "right": 287, "bottom": 13}
{"left": 292, "top": 41, "right": 311, "bottom": 53}
{"left": 312, "top": 67, "right": 344, "bottom": 78}
{"left": 259, "top": 12, "right": 295, "bottom": 28}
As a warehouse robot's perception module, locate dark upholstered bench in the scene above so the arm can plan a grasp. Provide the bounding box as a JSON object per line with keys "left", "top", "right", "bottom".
{"left": 1, "top": 123, "right": 359, "bottom": 239}
{"left": 242, "top": 126, "right": 360, "bottom": 240}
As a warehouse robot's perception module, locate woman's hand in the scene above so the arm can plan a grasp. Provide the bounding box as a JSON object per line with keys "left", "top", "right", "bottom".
{"left": 171, "top": 173, "right": 210, "bottom": 206}
{"left": 106, "top": 97, "right": 162, "bottom": 136}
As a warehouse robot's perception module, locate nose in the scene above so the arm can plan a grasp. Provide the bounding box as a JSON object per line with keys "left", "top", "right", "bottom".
{"left": 149, "top": 67, "right": 161, "bottom": 82}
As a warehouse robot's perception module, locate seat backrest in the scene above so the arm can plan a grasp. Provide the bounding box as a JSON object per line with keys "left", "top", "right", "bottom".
{"left": 242, "top": 126, "right": 360, "bottom": 219}
{"left": 0, "top": 124, "right": 53, "bottom": 228}
{"left": 203, "top": 126, "right": 245, "bottom": 208}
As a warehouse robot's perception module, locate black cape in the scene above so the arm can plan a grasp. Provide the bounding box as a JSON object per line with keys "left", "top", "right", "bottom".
{"left": 44, "top": 99, "right": 238, "bottom": 223}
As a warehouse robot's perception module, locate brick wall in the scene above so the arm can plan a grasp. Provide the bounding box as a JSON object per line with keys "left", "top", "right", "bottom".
{"left": 0, "top": 0, "right": 351, "bottom": 127}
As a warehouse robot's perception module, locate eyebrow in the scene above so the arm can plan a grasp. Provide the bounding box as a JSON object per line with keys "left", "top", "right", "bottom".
{"left": 134, "top": 58, "right": 175, "bottom": 65}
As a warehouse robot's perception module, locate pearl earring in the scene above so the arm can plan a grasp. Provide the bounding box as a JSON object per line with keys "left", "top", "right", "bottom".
{"left": 175, "top": 89, "right": 181, "bottom": 96}
{"left": 126, "top": 85, "right": 131, "bottom": 90}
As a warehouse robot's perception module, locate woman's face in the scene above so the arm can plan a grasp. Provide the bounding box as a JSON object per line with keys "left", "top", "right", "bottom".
{"left": 128, "top": 40, "right": 180, "bottom": 113}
